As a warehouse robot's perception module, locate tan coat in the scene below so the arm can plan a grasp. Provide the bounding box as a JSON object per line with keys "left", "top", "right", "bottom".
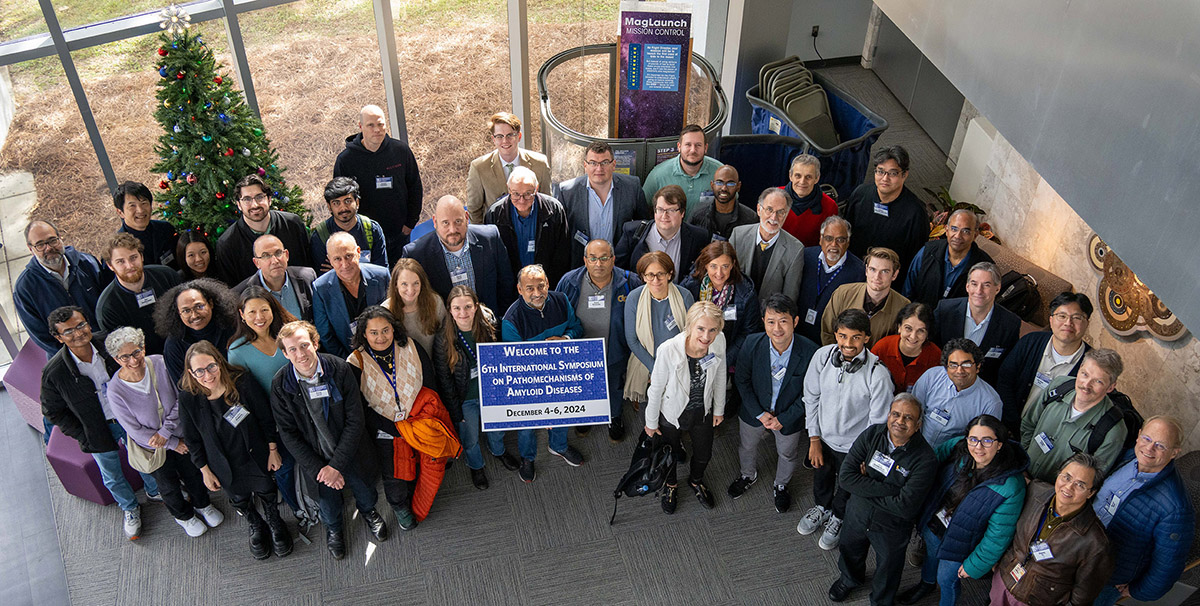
{"left": 819, "top": 282, "right": 909, "bottom": 347}
{"left": 465, "top": 149, "right": 551, "bottom": 223}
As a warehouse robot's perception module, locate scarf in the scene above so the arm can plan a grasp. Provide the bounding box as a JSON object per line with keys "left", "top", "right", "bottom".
{"left": 786, "top": 184, "right": 823, "bottom": 215}
{"left": 698, "top": 276, "right": 733, "bottom": 308}
{"left": 350, "top": 339, "right": 421, "bottom": 422}
{"left": 624, "top": 284, "right": 688, "bottom": 402}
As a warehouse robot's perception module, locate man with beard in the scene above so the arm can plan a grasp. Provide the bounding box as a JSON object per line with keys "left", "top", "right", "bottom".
{"left": 730, "top": 188, "right": 804, "bottom": 305}
{"left": 15, "top": 220, "right": 111, "bottom": 355}
{"left": 215, "top": 174, "right": 313, "bottom": 285}
{"left": 95, "top": 233, "right": 180, "bottom": 354}
{"left": 796, "top": 216, "right": 865, "bottom": 344}
{"left": 903, "top": 209, "right": 994, "bottom": 306}
{"left": 310, "top": 177, "right": 388, "bottom": 273}
{"left": 641, "top": 124, "right": 723, "bottom": 220}
{"left": 688, "top": 164, "right": 757, "bottom": 241}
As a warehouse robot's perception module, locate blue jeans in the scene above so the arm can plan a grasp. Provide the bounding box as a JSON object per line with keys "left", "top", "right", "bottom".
{"left": 91, "top": 422, "right": 159, "bottom": 511}
{"left": 920, "top": 526, "right": 964, "bottom": 606}
{"left": 1092, "top": 585, "right": 1122, "bottom": 606}
{"left": 458, "top": 399, "right": 484, "bottom": 470}
{"left": 516, "top": 427, "right": 568, "bottom": 460}
{"left": 274, "top": 444, "right": 301, "bottom": 514}
{"left": 315, "top": 467, "right": 379, "bottom": 532}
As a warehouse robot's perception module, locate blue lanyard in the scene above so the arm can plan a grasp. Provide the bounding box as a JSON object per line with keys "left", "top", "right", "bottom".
{"left": 368, "top": 347, "right": 401, "bottom": 405}
{"left": 456, "top": 329, "right": 477, "bottom": 365}
{"left": 816, "top": 264, "right": 844, "bottom": 298}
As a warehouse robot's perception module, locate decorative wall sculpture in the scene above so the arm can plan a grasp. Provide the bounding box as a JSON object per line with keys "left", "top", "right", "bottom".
{"left": 1088, "top": 234, "right": 1189, "bottom": 341}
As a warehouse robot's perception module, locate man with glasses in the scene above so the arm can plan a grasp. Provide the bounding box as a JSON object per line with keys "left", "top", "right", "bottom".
{"left": 996, "top": 292, "right": 1093, "bottom": 436}
{"left": 796, "top": 216, "right": 865, "bottom": 344}
{"left": 484, "top": 166, "right": 571, "bottom": 288}
{"left": 466, "top": 111, "right": 550, "bottom": 224}
{"left": 233, "top": 235, "right": 317, "bottom": 322}
{"left": 215, "top": 173, "right": 313, "bottom": 285}
{"left": 730, "top": 188, "right": 804, "bottom": 305}
{"left": 555, "top": 239, "right": 643, "bottom": 441}
{"left": 1092, "top": 415, "right": 1195, "bottom": 606}
{"left": 843, "top": 146, "right": 929, "bottom": 283}
{"left": 614, "top": 184, "right": 709, "bottom": 281}
{"left": 41, "top": 306, "right": 161, "bottom": 540}
{"left": 15, "top": 220, "right": 111, "bottom": 356}
{"left": 641, "top": 124, "right": 723, "bottom": 219}
{"left": 903, "top": 209, "right": 994, "bottom": 306}
{"left": 95, "top": 233, "right": 181, "bottom": 354}
{"left": 911, "top": 338, "right": 1002, "bottom": 447}
{"left": 554, "top": 141, "right": 649, "bottom": 269}
{"left": 1021, "top": 349, "right": 1129, "bottom": 482}
{"left": 689, "top": 164, "right": 757, "bottom": 241}
{"left": 311, "top": 232, "right": 390, "bottom": 358}
{"left": 932, "top": 262, "right": 1021, "bottom": 386}
{"left": 334, "top": 104, "right": 423, "bottom": 264}
{"left": 310, "top": 177, "right": 387, "bottom": 273}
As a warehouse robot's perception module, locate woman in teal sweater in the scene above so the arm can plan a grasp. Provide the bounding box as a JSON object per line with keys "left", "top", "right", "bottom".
{"left": 898, "top": 414, "right": 1028, "bottom": 606}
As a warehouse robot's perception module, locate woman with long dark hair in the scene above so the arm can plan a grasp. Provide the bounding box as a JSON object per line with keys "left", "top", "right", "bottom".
{"left": 176, "top": 230, "right": 218, "bottom": 282}
{"left": 898, "top": 414, "right": 1028, "bottom": 605}
{"left": 872, "top": 302, "right": 942, "bottom": 393}
{"left": 678, "top": 240, "right": 760, "bottom": 370}
{"left": 227, "top": 286, "right": 297, "bottom": 392}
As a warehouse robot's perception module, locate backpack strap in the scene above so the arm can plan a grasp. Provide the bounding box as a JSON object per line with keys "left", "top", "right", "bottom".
{"left": 1084, "top": 405, "right": 1125, "bottom": 455}
{"left": 634, "top": 220, "right": 653, "bottom": 244}
{"left": 357, "top": 214, "right": 376, "bottom": 251}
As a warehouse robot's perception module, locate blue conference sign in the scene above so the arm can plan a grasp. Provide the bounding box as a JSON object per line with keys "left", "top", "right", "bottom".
{"left": 478, "top": 338, "right": 611, "bottom": 431}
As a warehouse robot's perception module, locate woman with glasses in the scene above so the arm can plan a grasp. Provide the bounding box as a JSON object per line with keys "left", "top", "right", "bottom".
{"left": 873, "top": 302, "right": 942, "bottom": 394}
{"left": 780, "top": 154, "right": 838, "bottom": 246}
{"left": 623, "top": 251, "right": 695, "bottom": 406}
{"left": 178, "top": 341, "right": 293, "bottom": 560}
{"left": 898, "top": 414, "right": 1027, "bottom": 606}
{"left": 679, "top": 241, "right": 760, "bottom": 374}
{"left": 385, "top": 259, "right": 444, "bottom": 358}
{"left": 348, "top": 306, "right": 455, "bottom": 529}
{"left": 433, "top": 285, "right": 500, "bottom": 490}
{"left": 105, "top": 327, "right": 223, "bottom": 538}
{"left": 154, "top": 278, "right": 239, "bottom": 384}
{"left": 176, "top": 230, "right": 218, "bottom": 283}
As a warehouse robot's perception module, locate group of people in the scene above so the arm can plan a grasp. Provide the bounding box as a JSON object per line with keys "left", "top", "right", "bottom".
{"left": 23, "top": 105, "right": 1193, "bottom": 605}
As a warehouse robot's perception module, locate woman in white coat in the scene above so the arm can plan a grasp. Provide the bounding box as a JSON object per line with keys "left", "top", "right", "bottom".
{"left": 644, "top": 301, "right": 726, "bottom": 514}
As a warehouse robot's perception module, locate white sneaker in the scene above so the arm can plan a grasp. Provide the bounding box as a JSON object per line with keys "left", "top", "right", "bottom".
{"left": 124, "top": 507, "right": 142, "bottom": 540}
{"left": 176, "top": 515, "right": 208, "bottom": 537}
{"left": 818, "top": 515, "right": 843, "bottom": 550}
{"left": 194, "top": 505, "right": 225, "bottom": 527}
{"left": 796, "top": 505, "right": 830, "bottom": 535}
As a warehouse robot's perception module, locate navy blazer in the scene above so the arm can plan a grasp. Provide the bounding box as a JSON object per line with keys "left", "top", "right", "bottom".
{"left": 734, "top": 332, "right": 819, "bottom": 435}
{"left": 554, "top": 173, "right": 649, "bottom": 269}
{"left": 932, "top": 297, "right": 1022, "bottom": 386}
{"left": 401, "top": 224, "right": 515, "bottom": 313}
{"left": 613, "top": 220, "right": 710, "bottom": 281}
{"left": 233, "top": 266, "right": 318, "bottom": 322}
{"left": 311, "top": 263, "right": 391, "bottom": 357}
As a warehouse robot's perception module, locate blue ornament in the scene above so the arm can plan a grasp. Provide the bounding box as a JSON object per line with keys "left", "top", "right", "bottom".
{"left": 167, "top": 171, "right": 175, "bottom": 179}
{"left": 218, "top": 113, "right": 229, "bottom": 124}
{"left": 172, "top": 43, "right": 178, "bottom": 48}
{"left": 202, "top": 135, "right": 212, "bottom": 142}
{"left": 159, "top": 66, "right": 169, "bottom": 77}
{"left": 205, "top": 102, "right": 212, "bottom": 109}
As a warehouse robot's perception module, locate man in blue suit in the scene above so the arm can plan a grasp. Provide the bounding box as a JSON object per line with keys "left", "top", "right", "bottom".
{"left": 931, "top": 262, "right": 1021, "bottom": 387}
{"left": 730, "top": 294, "right": 819, "bottom": 513}
{"left": 553, "top": 141, "right": 649, "bottom": 270}
{"left": 312, "top": 232, "right": 390, "bottom": 357}
{"left": 796, "top": 216, "right": 865, "bottom": 344}
{"left": 401, "top": 195, "right": 515, "bottom": 313}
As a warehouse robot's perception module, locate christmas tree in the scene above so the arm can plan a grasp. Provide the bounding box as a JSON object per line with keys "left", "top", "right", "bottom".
{"left": 150, "top": 7, "right": 307, "bottom": 238}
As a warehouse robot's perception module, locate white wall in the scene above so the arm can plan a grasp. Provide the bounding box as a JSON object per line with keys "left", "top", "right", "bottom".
{"left": 785, "top": 0, "right": 873, "bottom": 61}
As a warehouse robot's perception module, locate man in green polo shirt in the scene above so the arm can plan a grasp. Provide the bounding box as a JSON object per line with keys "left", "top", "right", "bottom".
{"left": 642, "top": 124, "right": 723, "bottom": 220}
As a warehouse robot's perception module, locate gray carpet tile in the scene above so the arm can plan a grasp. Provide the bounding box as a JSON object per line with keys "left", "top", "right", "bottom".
{"left": 212, "top": 510, "right": 324, "bottom": 604}
{"left": 320, "top": 508, "right": 423, "bottom": 594}
{"left": 410, "top": 478, "right": 521, "bottom": 566}
{"left": 519, "top": 538, "right": 637, "bottom": 606}
{"left": 423, "top": 554, "right": 529, "bottom": 606}
{"left": 115, "top": 530, "right": 220, "bottom": 606}
{"left": 258, "top": 592, "right": 324, "bottom": 606}
{"left": 615, "top": 519, "right": 734, "bottom": 606}
{"left": 505, "top": 463, "right": 611, "bottom": 554}
{"left": 322, "top": 579, "right": 428, "bottom": 606}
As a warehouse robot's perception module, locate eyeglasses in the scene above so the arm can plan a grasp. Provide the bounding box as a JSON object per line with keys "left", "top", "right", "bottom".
{"left": 584, "top": 159, "right": 614, "bottom": 168}
{"left": 585, "top": 255, "right": 612, "bottom": 264}
{"left": 758, "top": 206, "right": 790, "bottom": 218}
{"left": 509, "top": 192, "right": 536, "bottom": 201}
{"left": 190, "top": 363, "right": 220, "bottom": 378}
{"left": 946, "top": 225, "right": 975, "bottom": 236}
{"left": 239, "top": 194, "right": 269, "bottom": 205}
{"left": 947, "top": 361, "right": 976, "bottom": 370}
{"left": 712, "top": 180, "right": 738, "bottom": 188}
{"left": 255, "top": 249, "right": 287, "bottom": 261}
{"left": 820, "top": 235, "right": 849, "bottom": 245}
{"left": 492, "top": 133, "right": 519, "bottom": 141}
{"left": 1138, "top": 434, "right": 1173, "bottom": 453}
{"left": 115, "top": 347, "right": 145, "bottom": 363}
{"left": 1050, "top": 312, "right": 1088, "bottom": 323}
{"left": 1057, "top": 472, "right": 1091, "bottom": 492}
{"left": 875, "top": 168, "right": 903, "bottom": 178}
{"left": 966, "top": 436, "right": 997, "bottom": 447}
{"left": 58, "top": 320, "right": 89, "bottom": 337}
{"left": 653, "top": 207, "right": 681, "bottom": 215}
{"left": 642, "top": 271, "right": 670, "bottom": 281}
{"left": 30, "top": 235, "right": 61, "bottom": 251}
{"left": 179, "top": 302, "right": 209, "bottom": 317}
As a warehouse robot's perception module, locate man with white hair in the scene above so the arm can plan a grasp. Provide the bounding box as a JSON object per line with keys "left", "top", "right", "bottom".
{"left": 484, "top": 166, "right": 571, "bottom": 287}
{"left": 730, "top": 188, "right": 804, "bottom": 305}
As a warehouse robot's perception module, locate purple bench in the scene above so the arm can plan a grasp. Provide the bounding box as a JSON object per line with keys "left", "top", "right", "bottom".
{"left": 2, "top": 341, "right": 48, "bottom": 430}
{"left": 45, "top": 426, "right": 143, "bottom": 506}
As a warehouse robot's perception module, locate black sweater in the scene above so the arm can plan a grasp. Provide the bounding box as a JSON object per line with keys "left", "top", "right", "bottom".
{"left": 215, "top": 210, "right": 312, "bottom": 286}
{"left": 95, "top": 265, "right": 181, "bottom": 355}
{"left": 333, "top": 133, "right": 424, "bottom": 246}
{"left": 839, "top": 422, "right": 938, "bottom": 529}
{"left": 843, "top": 183, "right": 929, "bottom": 284}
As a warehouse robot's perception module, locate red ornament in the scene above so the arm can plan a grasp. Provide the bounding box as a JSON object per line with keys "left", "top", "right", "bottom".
{"left": 157, "top": 48, "right": 168, "bottom": 56}
{"left": 215, "top": 192, "right": 226, "bottom": 200}
{"left": 213, "top": 76, "right": 223, "bottom": 84}
{"left": 187, "top": 174, "right": 197, "bottom": 184}
{"left": 224, "top": 148, "right": 235, "bottom": 156}
{"left": 158, "top": 180, "right": 170, "bottom": 189}
{"left": 176, "top": 72, "right": 185, "bottom": 79}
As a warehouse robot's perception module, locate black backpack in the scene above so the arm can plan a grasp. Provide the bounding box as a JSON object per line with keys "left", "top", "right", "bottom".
{"left": 610, "top": 432, "right": 675, "bottom": 524}
{"left": 997, "top": 270, "right": 1041, "bottom": 321}
{"left": 1041, "top": 382, "right": 1143, "bottom": 453}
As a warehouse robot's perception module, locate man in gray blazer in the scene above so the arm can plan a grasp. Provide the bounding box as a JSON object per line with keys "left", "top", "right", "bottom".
{"left": 553, "top": 141, "right": 649, "bottom": 270}
{"left": 729, "top": 188, "right": 804, "bottom": 305}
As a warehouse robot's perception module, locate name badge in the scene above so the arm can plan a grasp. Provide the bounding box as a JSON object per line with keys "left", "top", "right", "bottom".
{"left": 160, "top": 251, "right": 175, "bottom": 266}
{"left": 223, "top": 405, "right": 249, "bottom": 428}
{"left": 985, "top": 346, "right": 1004, "bottom": 359}
{"left": 868, "top": 450, "right": 895, "bottom": 476}
{"left": 711, "top": 234, "right": 728, "bottom": 242}
{"left": 1033, "top": 372, "right": 1051, "bottom": 390}
{"left": 771, "top": 365, "right": 786, "bottom": 382}
{"left": 896, "top": 465, "right": 910, "bottom": 477}
{"left": 805, "top": 309, "right": 818, "bottom": 325}
{"left": 1010, "top": 562, "right": 1026, "bottom": 583}
{"left": 1105, "top": 494, "right": 1121, "bottom": 516}
{"left": 699, "top": 353, "right": 718, "bottom": 370}
{"left": 308, "top": 385, "right": 330, "bottom": 399}
{"left": 588, "top": 294, "right": 606, "bottom": 309}
{"left": 574, "top": 230, "right": 589, "bottom": 246}
{"left": 136, "top": 289, "right": 157, "bottom": 308}
{"left": 470, "top": 367, "right": 479, "bottom": 379}
{"left": 375, "top": 430, "right": 394, "bottom": 440}
{"left": 928, "top": 408, "right": 950, "bottom": 426}
{"left": 665, "top": 314, "right": 677, "bottom": 330}
{"left": 1034, "top": 431, "right": 1054, "bottom": 453}
{"left": 873, "top": 202, "right": 889, "bottom": 217}
{"left": 723, "top": 306, "right": 737, "bottom": 321}
{"left": 526, "top": 240, "right": 536, "bottom": 253}
{"left": 1031, "top": 540, "right": 1054, "bottom": 562}
{"left": 936, "top": 507, "right": 952, "bottom": 527}
{"left": 943, "top": 285, "right": 952, "bottom": 297}
{"left": 376, "top": 176, "right": 393, "bottom": 189}
{"left": 349, "top": 321, "right": 358, "bottom": 335}
{"left": 451, "top": 269, "right": 469, "bottom": 284}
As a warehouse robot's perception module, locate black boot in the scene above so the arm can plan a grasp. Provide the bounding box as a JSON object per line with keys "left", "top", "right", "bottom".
{"left": 261, "top": 503, "right": 294, "bottom": 557}
{"left": 240, "top": 507, "right": 270, "bottom": 560}
{"left": 897, "top": 581, "right": 936, "bottom": 605}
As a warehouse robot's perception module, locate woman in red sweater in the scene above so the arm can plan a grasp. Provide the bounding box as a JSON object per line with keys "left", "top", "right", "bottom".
{"left": 872, "top": 302, "right": 941, "bottom": 393}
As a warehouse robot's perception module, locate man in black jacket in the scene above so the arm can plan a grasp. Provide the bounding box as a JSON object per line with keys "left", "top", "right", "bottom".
{"left": 232, "top": 234, "right": 317, "bottom": 322}
{"left": 902, "top": 209, "right": 993, "bottom": 306}
{"left": 829, "top": 394, "right": 937, "bottom": 605}
{"left": 613, "top": 184, "right": 709, "bottom": 280}
{"left": 41, "top": 306, "right": 159, "bottom": 540}
{"left": 215, "top": 174, "right": 313, "bottom": 285}
{"left": 931, "top": 262, "right": 1021, "bottom": 387}
{"left": 484, "top": 166, "right": 571, "bottom": 288}
{"left": 95, "top": 233, "right": 181, "bottom": 354}
{"left": 271, "top": 321, "right": 387, "bottom": 559}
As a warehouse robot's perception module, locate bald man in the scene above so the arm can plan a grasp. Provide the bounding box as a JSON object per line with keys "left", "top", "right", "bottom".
{"left": 333, "top": 104, "right": 424, "bottom": 265}
{"left": 401, "top": 195, "right": 515, "bottom": 312}
{"left": 311, "top": 232, "right": 391, "bottom": 357}
{"left": 233, "top": 234, "right": 317, "bottom": 321}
